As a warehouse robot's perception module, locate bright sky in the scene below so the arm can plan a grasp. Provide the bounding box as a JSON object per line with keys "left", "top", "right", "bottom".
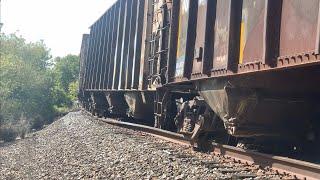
{"left": 2, "top": 0, "right": 117, "bottom": 57}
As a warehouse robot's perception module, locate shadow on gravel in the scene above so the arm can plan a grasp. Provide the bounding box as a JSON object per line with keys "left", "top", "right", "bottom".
{"left": 0, "top": 110, "right": 80, "bottom": 148}
{"left": 0, "top": 135, "right": 35, "bottom": 148}
{"left": 0, "top": 140, "right": 17, "bottom": 148}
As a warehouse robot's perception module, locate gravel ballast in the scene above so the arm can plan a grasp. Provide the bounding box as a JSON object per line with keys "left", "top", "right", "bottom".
{"left": 0, "top": 111, "right": 289, "bottom": 179}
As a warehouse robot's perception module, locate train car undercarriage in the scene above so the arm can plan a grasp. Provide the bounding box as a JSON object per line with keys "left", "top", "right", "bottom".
{"left": 141, "top": 68, "right": 320, "bottom": 152}
{"left": 80, "top": 64, "right": 320, "bottom": 154}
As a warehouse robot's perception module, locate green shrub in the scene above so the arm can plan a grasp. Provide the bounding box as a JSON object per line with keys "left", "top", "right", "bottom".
{"left": 0, "top": 126, "right": 18, "bottom": 142}
{"left": 0, "top": 34, "right": 80, "bottom": 139}
{"left": 16, "top": 117, "right": 30, "bottom": 139}
{"left": 30, "top": 117, "right": 45, "bottom": 130}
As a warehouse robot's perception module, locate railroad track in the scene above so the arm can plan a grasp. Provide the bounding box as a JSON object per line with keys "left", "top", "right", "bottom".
{"left": 92, "top": 115, "right": 320, "bottom": 180}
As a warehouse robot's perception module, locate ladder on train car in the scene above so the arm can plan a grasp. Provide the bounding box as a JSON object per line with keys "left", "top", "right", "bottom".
{"left": 147, "top": 0, "right": 172, "bottom": 89}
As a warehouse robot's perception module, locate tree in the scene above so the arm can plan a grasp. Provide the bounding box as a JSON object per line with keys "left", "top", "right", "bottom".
{"left": 0, "top": 33, "right": 54, "bottom": 127}
{"left": 53, "top": 55, "right": 79, "bottom": 92}
{"left": 0, "top": 33, "right": 79, "bottom": 141}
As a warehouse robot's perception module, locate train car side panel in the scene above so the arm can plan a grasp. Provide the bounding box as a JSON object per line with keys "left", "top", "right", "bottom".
{"left": 280, "top": 0, "right": 320, "bottom": 57}
{"left": 174, "top": 0, "right": 197, "bottom": 80}
{"left": 107, "top": 3, "right": 120, "bottom": 90}
{"left": 112, "top": 0, "right": 125, "bottom": 90}
{"left": 212, "top": 0, "right": 241, "bottom": 72}
{"left": 131, "top": 0, "right": 145, "bottom": 90}
{"left": 79, "top": 34, "right": 90, "bottom": 91}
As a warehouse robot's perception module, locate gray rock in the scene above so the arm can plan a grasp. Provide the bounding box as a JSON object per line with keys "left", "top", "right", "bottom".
{"left": 0, "top": 111, "right": 289, "bottom": 180}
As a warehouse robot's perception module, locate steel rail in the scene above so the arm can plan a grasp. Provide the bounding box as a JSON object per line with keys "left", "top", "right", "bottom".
{"left": 211, "top": 143, "right": 320, "bottom": 180}
{"left": 95, "top": 116, "right": 320, "bottom": 180}
{"left": 97, "top": 117, "right": 192, "bottom": 146}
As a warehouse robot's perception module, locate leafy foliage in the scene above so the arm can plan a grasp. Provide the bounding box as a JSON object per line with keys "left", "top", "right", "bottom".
{"left": 53, "top": 55, "right": 80, "bottom": 92}
{"left": 0, "top": 33, "right": 79, "bottom": 142}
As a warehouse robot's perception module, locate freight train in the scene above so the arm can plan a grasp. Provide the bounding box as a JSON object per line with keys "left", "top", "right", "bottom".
{"left": 79, "top": 0, "right": 320, "bottom": 151}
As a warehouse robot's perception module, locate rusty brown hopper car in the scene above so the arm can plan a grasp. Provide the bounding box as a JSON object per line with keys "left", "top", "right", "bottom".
{"left": 79, "top": 0, "right": 154, "bottom": 121}
{"left": 79, "top": 0, "right": 320, "bottom": 149}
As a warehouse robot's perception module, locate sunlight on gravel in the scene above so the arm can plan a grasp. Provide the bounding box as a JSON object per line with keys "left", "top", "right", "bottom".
{"left": 0, "top": 111, "right": 286, "bottom": 179}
